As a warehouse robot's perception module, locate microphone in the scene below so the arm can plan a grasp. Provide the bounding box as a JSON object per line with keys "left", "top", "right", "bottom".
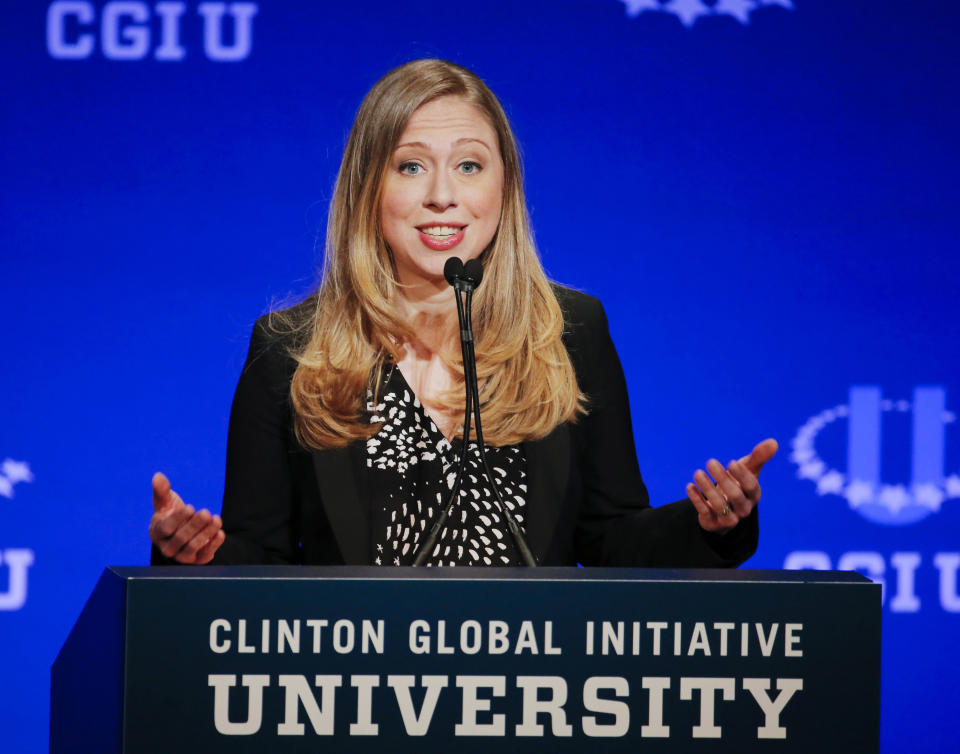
{"left": 443, "top": 256, "right": 464, "bottom": 287}
{"left": 462, "top": 258, "right": 483, "bottom": 288}
{"left": 413, "top": 256, "right": 537, "bottom": 567}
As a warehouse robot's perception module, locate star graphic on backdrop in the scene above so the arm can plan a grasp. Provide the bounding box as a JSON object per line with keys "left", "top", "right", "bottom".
{"left": 621, "top": 0, "right": 662, "bottom": 17}
{"left": 0, "top": 477, "right": 12, "bottom": 499}
{"left": 945, "top": 475, "right": 960, "bottom": 498}
{"left": 758, "top": 0, "right": 793, "bottom": 8}
{"left": 878, "top": 485, "right": 911, "bottom": 514}
{"left": 1, "top": 459, "right": 33, "bottom": 484}
{"left": 797, "top": 460, "right": 825, "bottom": 480}
{"left": 817, "top": 470, "right": 845, "bottom": 495}
{"left": 845, "top": 480, "right": 874, "bottom": 508}
{"left": 913, "top": 483, "right": 944, "bottom": 512}
{"left": 715, "top": 0, "right": 756, "bottom": 24}
{"left": 664, "top": 0, "right": 710, "bottom": 27}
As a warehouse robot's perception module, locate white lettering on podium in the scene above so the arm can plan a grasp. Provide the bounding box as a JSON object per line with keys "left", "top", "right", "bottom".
{"left": 387, "top": 675, "right": 448, "bottom": 735}
{"left": 585, "top": 620, "right": 800, "bottom": 657}
{"left": 209, "top": 674, "right": 269, "bottom": 735}
{"left": 742, "top": 678, "right": 804, "bottom": 739}
{"left": 647, "top": 622, "right": 667, "bottom": 655}
{"left": 713, "top": 622, "right": 734, "bottom": 656}
{"left": 278, "top": 619, "right": 299, "bottom": 653}
{"left": 687, "top": 623, "right": 710, "bottom": 656}
{"left": 515, "top": 676, "right": 573, "bottom": 736}
{"left": 756, "top": 623, "right": 779, "bottom": 657}
{"left": 582, "top": 677, "right": 630, "bottom": 737}
{"left": 206, "top": 674, "right": 804, "bottom": 739}
{"left": 332, "top": 619, "right": 354, "bottom": 653}
{"left": 409, "top": 619, "right": 560, "bottom": 655}
{"left": 210, "top": 618, "right": 230, "bottom": 653}
{"left": 276, "top": 675, "right": 342, "bottom": 736}
{"left": 490, "top": 620, "right": 509, "bottom": 653}
{"left": 679, "top": 677, "right": 736, "bottom": 738}
{"left": 602, "top": 621, "right": 623, "bottom": 655}
{"left": 640, "top": 677, "right": 670, "bottom": 737}
{"left": 207, "top": 617, "right": 385, "bottom": 654}
{"left": 455, "top": 676, "right": 506, "bottom": 736}
{"left": 306, "top": 619, "right": 328, "bottom": 651}
{"left": 349, "top": 676, "right": 380, "bottom": 735}
{"left": 785, "top": 623, "right": 803, "bottom": 657}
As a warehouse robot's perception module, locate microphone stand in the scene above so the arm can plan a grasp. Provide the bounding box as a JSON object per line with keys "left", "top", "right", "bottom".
{"left": 411, "top": 264, "right": 475, "bottom": 566}
{"left": 460, "top": 281, "right": 537, "bottom": 567}
{"left": 412, "top": 258, "right": 537, "bottom": 567}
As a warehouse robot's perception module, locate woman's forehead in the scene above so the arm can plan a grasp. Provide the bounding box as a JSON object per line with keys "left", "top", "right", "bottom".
{"left": 397, "top": 96, "right": 497, "bottom": 151}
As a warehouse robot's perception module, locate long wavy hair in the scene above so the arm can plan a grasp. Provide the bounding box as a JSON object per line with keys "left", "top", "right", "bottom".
{"left": 280, "top": 59, "right": 583, "bottom": 449}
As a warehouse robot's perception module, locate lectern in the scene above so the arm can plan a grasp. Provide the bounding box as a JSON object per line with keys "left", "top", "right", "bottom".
{"left": 51, "top": 567, "right": 880, "bottom": 752}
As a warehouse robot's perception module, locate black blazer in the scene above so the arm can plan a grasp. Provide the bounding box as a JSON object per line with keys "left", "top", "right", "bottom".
{"left": 154, "top": 288, "right": 757, "bottom": 567}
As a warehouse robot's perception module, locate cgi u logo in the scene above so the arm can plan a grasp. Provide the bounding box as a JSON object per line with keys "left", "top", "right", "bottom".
{"left": 0, "top": 549, "right": 35, "bottom": 612}
{"left": 47, "top": 2, "right": 258, "bottom": 62}
{"left": 790, "top": 386, "right": 959, "bottom": 526}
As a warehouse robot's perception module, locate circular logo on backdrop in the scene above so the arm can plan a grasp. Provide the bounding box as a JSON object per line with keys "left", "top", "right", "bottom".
{"left": 790, "top": 387, "right": 960, "bottom": 526}
{"left": 620, "top": 0, "right": 794, "bottom": 27}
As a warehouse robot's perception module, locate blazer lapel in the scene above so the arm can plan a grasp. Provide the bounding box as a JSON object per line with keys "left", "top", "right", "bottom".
{"left": 522, "top": 424, "right": 571, "bottom": 563}
{"left": 311, "top": 444, "right": 370, "bottom": 564}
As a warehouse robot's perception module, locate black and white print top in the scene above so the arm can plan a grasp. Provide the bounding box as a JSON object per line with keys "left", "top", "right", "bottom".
{"left": 365, "top": 367, "right": 528, "bottom": 567}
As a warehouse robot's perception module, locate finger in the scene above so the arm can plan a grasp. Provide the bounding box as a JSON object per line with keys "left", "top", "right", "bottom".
{"left": 738, "top": 438, "right": 779, "bottom": 475}
{"left": 152, "top": 472, "right": 172, "bottom": 513}
{"left": 153, "top": 501, "right": 195, "bottom": 539}
{"left": 166, "top": 509, "right": 213, "bottom": 558}
{"left": 687, "top": 482, "right": 734, "bottom": 532}
{"left": 728, "top": 458, "right": 761, "bottom": 503}
{"left": 686, "top": 482, "right": 713, "bottom": 519}
{"left": 694, "top": 468, "right": 728, "bottom": 516}
{"left": 707, "top": 459, "right": 745, "bottom": 519}
{"left": 177, "top": 513, "right": 221, "bottom": 562}
{"left": 195, "top": 528, "right": 226, "bottom": 565}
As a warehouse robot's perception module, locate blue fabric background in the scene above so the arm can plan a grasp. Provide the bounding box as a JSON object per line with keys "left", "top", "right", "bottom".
{"left": 1, "top": 2, "right": 957, "bottom": 750}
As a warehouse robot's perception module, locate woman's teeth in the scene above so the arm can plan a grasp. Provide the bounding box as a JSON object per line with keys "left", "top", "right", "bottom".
{"left": 420, "top": 226, "right": 462, "bottom": 237}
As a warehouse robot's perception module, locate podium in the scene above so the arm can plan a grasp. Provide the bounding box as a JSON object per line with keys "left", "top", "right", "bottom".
{"left": 51, "top": 567, "right": 880, "bottom": 753}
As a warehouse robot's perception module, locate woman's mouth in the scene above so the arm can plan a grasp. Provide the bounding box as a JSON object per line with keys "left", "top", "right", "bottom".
{"left": 417, "top": 224, "right": 466, "bottom": 251}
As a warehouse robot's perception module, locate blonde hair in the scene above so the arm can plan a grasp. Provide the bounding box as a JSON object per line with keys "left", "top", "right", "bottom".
{"left": 281, "top": 59, "right": 583, "bottom": 449}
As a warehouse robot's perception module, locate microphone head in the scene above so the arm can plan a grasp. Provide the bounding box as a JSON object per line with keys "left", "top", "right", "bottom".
{"left": 462, "top": 258, "right": 484, "bottom": 287}
{"left": 443, "top": 256, "right": 464, "bottom": 286}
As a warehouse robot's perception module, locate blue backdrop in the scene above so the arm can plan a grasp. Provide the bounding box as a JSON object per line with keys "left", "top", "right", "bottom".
{"left": 2, "top": 1, "right": 957, "bottom": 751}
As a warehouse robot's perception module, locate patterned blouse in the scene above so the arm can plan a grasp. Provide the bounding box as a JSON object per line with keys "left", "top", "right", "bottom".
{"left": 365, "top": 366, "right": 528, "bottom": 567}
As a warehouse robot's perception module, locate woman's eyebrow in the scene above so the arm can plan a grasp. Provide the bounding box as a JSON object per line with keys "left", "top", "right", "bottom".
{"left": 394, "top": 137, "right": 492, "bottom": 151}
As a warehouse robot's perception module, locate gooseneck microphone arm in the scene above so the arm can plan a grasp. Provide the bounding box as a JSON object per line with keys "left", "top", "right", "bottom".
{"left": 411, "top": 258, "right": 475, "bottom": 566}
{"left": 459, "top": 261, "right": 537, "bottom": 567}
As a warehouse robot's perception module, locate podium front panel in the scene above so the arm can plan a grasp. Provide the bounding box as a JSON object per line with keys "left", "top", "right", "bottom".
{"left": 53, "top": 567, "right": 880, "bottom": 753}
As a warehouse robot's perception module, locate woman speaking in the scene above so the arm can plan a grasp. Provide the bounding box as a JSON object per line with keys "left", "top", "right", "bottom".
{"left": 149, "top": 59, "right": 777, "bottom": 567}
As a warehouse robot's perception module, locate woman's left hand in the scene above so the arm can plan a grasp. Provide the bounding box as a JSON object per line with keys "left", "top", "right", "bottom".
{"left": 686, "top": 438, "right": 779, "bottom": 534}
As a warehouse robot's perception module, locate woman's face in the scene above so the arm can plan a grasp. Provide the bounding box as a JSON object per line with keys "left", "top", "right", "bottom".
{"left": 379, "top": 95, "right": 504, "bottom": 288}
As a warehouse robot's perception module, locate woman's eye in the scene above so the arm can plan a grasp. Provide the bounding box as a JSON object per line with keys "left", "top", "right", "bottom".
{"left": 398, "top": 162, "right": 423, "bottom": 175}
{"left": 459, "top": 161, "right": 482, "bottom": 175}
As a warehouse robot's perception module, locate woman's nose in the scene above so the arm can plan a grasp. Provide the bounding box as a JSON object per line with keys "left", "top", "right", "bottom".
{"left": 424, "top": 169, "right": 457, "bottom": 211}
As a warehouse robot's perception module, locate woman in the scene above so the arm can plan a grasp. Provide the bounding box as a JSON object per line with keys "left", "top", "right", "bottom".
{"left": 149, "top": 59, "right": 777, "bottom": 567}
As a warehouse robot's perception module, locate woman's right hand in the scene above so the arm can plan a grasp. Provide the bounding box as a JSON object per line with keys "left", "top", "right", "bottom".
{"left": 149, "top": 472, "right": 225, "bottom": 564}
